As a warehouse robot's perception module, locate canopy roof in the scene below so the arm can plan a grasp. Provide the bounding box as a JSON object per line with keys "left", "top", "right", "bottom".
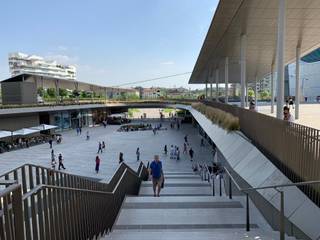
{"left": 31, "top": 124, "right": 58, "bottom": 131}
{"left": 13, "top": 128, "right": 40, "bottom": 136}
{"left": 0, "top": 131, "right": 18, "bottom": 139}
{"left": 189, "top": 0, "right": 320, "bottom": 84}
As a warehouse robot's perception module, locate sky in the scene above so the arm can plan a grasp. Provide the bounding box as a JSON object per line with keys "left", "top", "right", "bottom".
{"left": 0, "top": 0, "right": 218, "bottom": 89}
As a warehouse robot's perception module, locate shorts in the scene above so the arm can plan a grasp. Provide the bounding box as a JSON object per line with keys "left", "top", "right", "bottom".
{"left": 152, "top": 177, "right": 162, "bottom": 187}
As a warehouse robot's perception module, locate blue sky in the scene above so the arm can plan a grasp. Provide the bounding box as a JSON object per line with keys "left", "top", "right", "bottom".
{"left": 0, "top": 0, "right": 218, "bottom": 89}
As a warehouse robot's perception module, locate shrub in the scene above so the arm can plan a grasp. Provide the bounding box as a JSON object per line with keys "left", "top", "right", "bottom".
{"left": 192, "top": 103, "right": 239, "bottom": 132}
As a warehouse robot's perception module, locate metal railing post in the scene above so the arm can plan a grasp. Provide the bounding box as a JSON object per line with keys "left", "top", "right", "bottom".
{"left": 12, "top": 185, "right": 25, "bottom": 240}
{"left": 212, "top": 176, "right": 215, "bottom": 196}
{"left": 246, "top": 193, "right": 250, "bottom": 231}
{"left": 229, "top": 176, "right": 232, "bottom": 199}
{"left": 219, "top": 175, "right": 222, "bottom": 196}
{"left": 280, "top": 190, "right": 285, "bottom": 240}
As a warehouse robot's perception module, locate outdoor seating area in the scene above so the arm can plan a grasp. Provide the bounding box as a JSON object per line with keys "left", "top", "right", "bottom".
{"left": 0, "top": 124, "right": 57, "bottom": 153}
{"left": 117, "top": 123, "right": 153, "bottom": 132}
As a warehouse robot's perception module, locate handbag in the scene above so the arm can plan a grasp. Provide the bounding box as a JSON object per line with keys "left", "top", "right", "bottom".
{"left": 161, "top": 176, "right": 165, "bottom": 188}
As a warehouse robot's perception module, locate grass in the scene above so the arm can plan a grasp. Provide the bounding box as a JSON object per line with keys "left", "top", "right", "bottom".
{"left": 162, "top": 108, "right": 174, "bottom": 113}
{"left": 192, "top": 103, "right": 240, "bottom": 131}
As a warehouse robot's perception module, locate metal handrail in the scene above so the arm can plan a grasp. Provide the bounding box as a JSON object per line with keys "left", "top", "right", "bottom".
{"left": 0, "top": 161, "right": 149, "bottom": 240}
{"left": 223, "top": 166, "right": 320, "bottom": 240}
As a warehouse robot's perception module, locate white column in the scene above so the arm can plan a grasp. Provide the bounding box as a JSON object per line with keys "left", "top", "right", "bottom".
{"left": 276, "top": 0, "right": 286, "bottom": 119}
{"left": 205, "top": 81, "right": 208, "bottom": 99}
{"left": 215, "top": 68, "right": 219, "bottom": 102}
{"left": 240, "top": 34, "right": 247, "bottom": 108}
{"left": 295, "top": 47, "right": 301, "bottom": 119}
{"left": 271, "top": 64, "right": 275, "bottom": 113}
{"left": 225, "top": 57, "right": 229, "bottom": 103}
{"left": 246, "top": 82, "right": 249, "bottom": 107}
{"left": 209, "top": 68, "right": 213, "bottom": 99}
{"left": 255, "top": 77, "right": 258, "bottom": 106}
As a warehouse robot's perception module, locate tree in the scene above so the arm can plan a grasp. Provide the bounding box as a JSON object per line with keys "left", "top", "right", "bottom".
{"left": 259, "top": 90, "right": 270, "bottom": 100}
{"left": 248, "top": 88, "right": 255, "bottom": 98}
{"left": 37, "top": 87, "right": 45, "bottom": 97}
{"left": 47, "top": 88, "right": 56, "bottom": 98}
{"left": 59, "top": 88, "right": 68, "bottom": 98}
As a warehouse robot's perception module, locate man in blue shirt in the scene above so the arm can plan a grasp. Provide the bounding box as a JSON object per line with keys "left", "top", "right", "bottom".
{"left": 149, "top": 155, "right": 163, "bottom": 197}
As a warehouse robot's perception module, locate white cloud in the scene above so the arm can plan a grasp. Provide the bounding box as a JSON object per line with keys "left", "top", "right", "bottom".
{"left": 160, "top": 61, "right": 175, "bottom": 65}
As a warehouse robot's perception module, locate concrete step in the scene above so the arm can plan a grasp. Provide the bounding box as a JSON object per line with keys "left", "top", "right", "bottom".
{"left": 104, "top": 229, "right": 297, "bottom": 240}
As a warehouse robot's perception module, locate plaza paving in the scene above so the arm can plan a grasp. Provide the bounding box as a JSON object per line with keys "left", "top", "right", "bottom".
{"left": 0, "top": 121, "right": 214, "bottom": 182}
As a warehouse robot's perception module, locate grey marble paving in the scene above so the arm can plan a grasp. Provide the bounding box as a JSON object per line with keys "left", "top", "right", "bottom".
{"left": 0, "top": 122, "right": 214, "bottom": 182}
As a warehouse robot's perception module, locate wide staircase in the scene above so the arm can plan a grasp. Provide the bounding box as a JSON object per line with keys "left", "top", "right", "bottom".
{"left": 1, "top": 162, "right": 299, "bottom": 239}
{"left": 106, "top": 169, "right": 298, "bottom": 240}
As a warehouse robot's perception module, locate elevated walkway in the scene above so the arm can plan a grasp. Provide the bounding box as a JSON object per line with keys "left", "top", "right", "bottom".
{"left": 107, "top": 171, "right": 297, "bottom": 240}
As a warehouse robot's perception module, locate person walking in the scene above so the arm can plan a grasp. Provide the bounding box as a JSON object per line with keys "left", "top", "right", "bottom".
{"left": 136, "top": 147, "right": 140, "bottom": 161}
{"left": 86, "top": 131, "right": 90, "bottom": 140}
{"left": 79, "top": 127, "right": 82, "bottom": 135}
{"left": 189, "top": 148, "right": 194, "bottom": 161}
{"left": 184, "top": 135, "right": 188, "bottom": 144}
{"left": 164, "top": 145, "right": 167, "bottom": 155}
{"left": 201, "top": 138, "right": 205, "bottom": 147}
{"left": 170, "top": 145, "right": 174, "bottom": 159}
{"left": 58, "top": 153, "right": 66, "bottom": 170}
{"left": 97, "top": 142, "right": 103, "bottom": 154}
{"left": 76, "top": 127, "right": 79, "bottom": 136}
{"left": 51, "top": 149, "right": 56, "bottom": 170}
{"left": 49, "top": 139, "right": 53, "bottom": 149}
{"left": 95, "top": 155, "right": 100, "bottom": 173}
{"left": 149, "top": 155, "right": 163, "bottom": 197}
{"left": 183, "top": 143, "right": 187, "bottom": 154}
{"left": 119, "top": 152, "right": 124, "bottom": 164}
{"left": 102, "top": 141, "right": 106, "bottom": 151}
{"left": 176, "top": 147, "right": 180, "bottom": 160}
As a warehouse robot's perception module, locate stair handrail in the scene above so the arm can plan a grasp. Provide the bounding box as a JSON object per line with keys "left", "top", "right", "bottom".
{"left": 223, "top": 166, "right": 320, "bottom": 240}
{"left": 0, "top": 161, "right": 149, "bottom": 240}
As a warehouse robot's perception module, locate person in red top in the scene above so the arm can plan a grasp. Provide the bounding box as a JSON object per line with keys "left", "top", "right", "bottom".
{"left": 95, "top": 155, "right": 101, "bottom": 173}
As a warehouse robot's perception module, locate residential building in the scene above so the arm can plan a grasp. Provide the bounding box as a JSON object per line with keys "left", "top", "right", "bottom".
{"left": 9, "top": 52, "right": 76, "bottom": 80}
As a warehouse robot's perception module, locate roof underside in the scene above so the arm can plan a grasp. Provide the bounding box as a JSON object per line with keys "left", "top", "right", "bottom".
{"left": 189, "top": 0, "right": 320, "bottom": 84}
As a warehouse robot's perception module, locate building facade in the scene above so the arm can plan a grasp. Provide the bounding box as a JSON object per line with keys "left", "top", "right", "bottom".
{"left": 9, "top": 52, "right": 76, "bottom": 80}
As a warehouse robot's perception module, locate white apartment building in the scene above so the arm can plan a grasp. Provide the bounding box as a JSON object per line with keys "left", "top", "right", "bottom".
{"left": 9, "top": 52, "right": 76, "bottom": 80}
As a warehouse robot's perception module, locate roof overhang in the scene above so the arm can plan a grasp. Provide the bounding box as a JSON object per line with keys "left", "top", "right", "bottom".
{"left": 190, "top": 0, "right": 320, "bottom": 84}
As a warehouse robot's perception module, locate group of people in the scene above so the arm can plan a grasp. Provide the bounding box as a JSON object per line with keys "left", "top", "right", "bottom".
{"left": 162, "top": 135, "right": 195, "bottom": 162}
{"left": 169, "top": 145, "right": 180, "bottom": 160}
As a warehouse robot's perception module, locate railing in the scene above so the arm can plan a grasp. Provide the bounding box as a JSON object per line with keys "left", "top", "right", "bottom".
{"left": 0, "top": 161, "right": 149, "bottom": 240}
{"left": 202, "top": 100, "right": 320, "bottom": 207}
{"left": 0, "top": 163, "right": 109, "bottom": 193}
{"left": 222, "top": 167, "right": 320, "bottom": 240}
{"left": 0, "top": 99, "right": 197, "bottom": 110}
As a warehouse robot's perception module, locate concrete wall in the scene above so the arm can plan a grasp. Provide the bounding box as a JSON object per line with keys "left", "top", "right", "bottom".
{"left": 176, "top": 104, "right": 320, "bottom": 240}
{"left": 0, "top": 114, "right": 39, "bottom": 131}
{"left": 1, "top": 82, "right": 37, "bottom": 105}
